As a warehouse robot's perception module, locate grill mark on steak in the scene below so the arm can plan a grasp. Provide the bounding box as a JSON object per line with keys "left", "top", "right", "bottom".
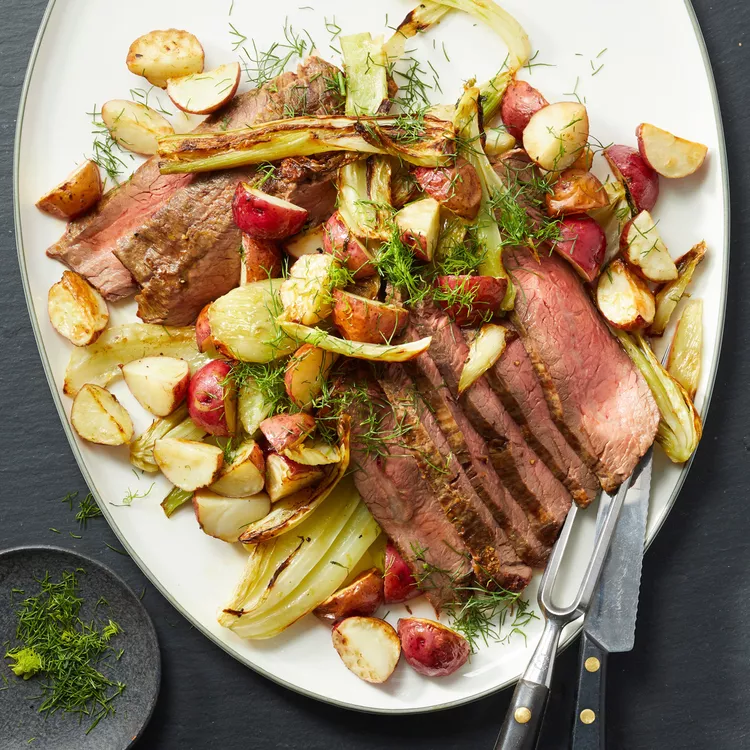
{"left": 348, "top": 381, "right": 472, "bottom": 612}
{"left": 377, "top": 365, "right": 532, "bottom": 593}
{"left": 507, "top": 247, "right": 660, "bottom": 491}
{"left": 487, "top": 333, "right": 600, "bottom": 507}
{"left": 402, "top": 330, "right": 550, "bottom": 567}
{"left": 47, "top": 57, "right": 344, "bottom": 302}
{"left": 410, "top": 301, "right": 571, "bottom": 545}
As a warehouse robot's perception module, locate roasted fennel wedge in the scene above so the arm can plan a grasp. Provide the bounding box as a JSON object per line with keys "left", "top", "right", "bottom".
{"left": 613, "top": 329, "right": 702, "bottom": 463}
{"left": 219, "top": 477, "right": 381, "bottom": 639}
{"left": 64, "top": 324, "right": 207, "bottom": 397}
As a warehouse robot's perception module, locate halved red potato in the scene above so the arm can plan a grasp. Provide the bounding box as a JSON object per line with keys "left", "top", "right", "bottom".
{"left": 36, "top": 160, "right": 102, "bottom": 220}
{"left": 434, "top": 275, "right": 506, "bottom": 326}
{"left": 384, "top": 542, "right": 419, "bottom": 604}
{"left": 412, "top": 159, "right": 482, "bottom": 220}
{"left": 397, "top": 618, "right": 469, "bottom": 677}
{"left": 500, "top": 79, "right": 549, "bottom": 140}
{"left": 596, "top": 258, "right": 655, "bottom": 330}
{"left": 71, "top": 384, "right": 133, "bottom": 446}
{"left": 264, "top": 452, "right": 325, "bottom": 502}
{"left": 259, "top": 413, "right": 316, "bottom": 453}
{"left": 620, "top": 210, "right": 678, "bottom": 282}
{"left": 332, "top": 617, "right": 401, "bottom": 684}
{"left": 121, "top": 356, "right": 190, "bottom": 417}
{"left": 126, "top": 29, "right": 204, "bottom": 88}
{"left": 240, "top": 235, "right": 283, "bottom": 284}
{"left": 523, "top": 102, "right": 589, "bottom": 172}
{"left": 571, "top": 144, "right": 595, "bottom": 171}
{"left": 232, "top": 183, "right": 309, "bottom": 240}
{"left": 193, "top": 489, "right": 271, "bottom": 543}
{"left": 284, "top": 345, "right": 339, "bottom": 409}
{"left": 153, "top": 438, "right": 224, "bottom": 491}
{"left": 187, "top": 360, "right": 237, "bottom": 437}
{"left": 552, "top": 215, "right": 607, "bottom": 282}
{"left": 284, "top": 225, "right": 325, "bottom": 259}
{"left": 210, "top": 440, "right": 265, "bottom": 497}
{"left": 48, "top": 271, "right": 109, "bottom": 347}
{"left": 484, "top": 127, "right": 516, "bottom": 158}
{"left": 322, "top": 213, "right": 377, "bottom": 279}
{"left": 101, "top": 100, "right": 174, "bottom": 156}
{"left": 603, "top": 145, "right": 659, "bottom": 213}
{"left": 546, "top": 169, "right": 608, "bottom": 216}
{"left": 195, "top": 304, "right": 214, "bottom": 353}
{"left": 314, "top": 569, "right": 385, "bottom": 625}
{"left": 279, "top": 253, "right": 338, "bottom": 325}
{"left": 166, "top": 62, "right": 241, "bottom": 114}
{"left": 395, "top": 198, "right": 441, "bottom": 261}
{"left": 332, "top": 290, "right": 409, "bottom": 344}
{"left": 636, "top": 123, "right": 708, "bottom": 179}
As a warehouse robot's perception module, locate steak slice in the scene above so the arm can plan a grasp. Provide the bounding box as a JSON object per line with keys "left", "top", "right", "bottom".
{"left": 402, "top": 332, "right": 550, "bottom": 568}
{"left": 507, "top": 247, "right": 660, "bottom": 491}
{"left": 410, "top": 301, "right": 571, "bottom": 544}
{"left": 348, "top": 381, "right": 472, "bottom": 611}
{"left": 488, "top": 333, "right": 600, "bottom": 507}
{"left": 47, "top": 57, "right": 343, "bottom": 300}
{"left": 378, "top": 365, "right": 532, "bottom": 593}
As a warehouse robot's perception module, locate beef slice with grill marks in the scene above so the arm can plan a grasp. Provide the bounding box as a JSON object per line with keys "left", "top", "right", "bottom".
{"left": 402, "top": 331, "right": 551, "bottom": 568}
{"left": 488, "top": 333, "right": 600, "bottom": 507}
{"left": 378, "top": 365, "right": 532, "bottom": 593}
{"left": 410, "top": 301, "right": 571, "bottom": 545}
{"left": 348, "top": 381, "right": 472, "bottom": 612}
{"left": 507, "top": 247, "right": 660, "bottom": 492}
{"left": 47, "top": 57, "right": 344, "bottom": 301}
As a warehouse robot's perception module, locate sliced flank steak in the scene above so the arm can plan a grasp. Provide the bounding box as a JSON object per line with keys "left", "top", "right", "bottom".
{"left": 47, "top": 57, "right": 345, "bottom": 304}
{"left": 348, "top": 381, "right": 473, "bottom": 612}
{"left": 377, "top": 365, "right": 532, "bottom": 593}
{"left": 402, "top": 329, "right": 551, "bottom": 568}
{"left": 507, "top": 247, "right": 660, "bottom": 492}
{"left": 410, "top": 301, "right": 571, "bottom": 545}
{"left": 487, "top": 333, "right": 600, "bottom": 507}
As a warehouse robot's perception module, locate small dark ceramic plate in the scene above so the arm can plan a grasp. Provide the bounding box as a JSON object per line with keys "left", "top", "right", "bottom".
{"left": 0, "top": 546, "right": 160, "bottom": 750}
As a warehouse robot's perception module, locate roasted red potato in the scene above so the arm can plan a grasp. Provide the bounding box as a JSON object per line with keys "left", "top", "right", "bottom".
{"left": 71, "top": 384, "right": 133, "bottom": 446}
{"left": 121, "top": 356, "right": 190, "bottom": 417}
{"left": 126, "top": 28, "right": 204, "bottom": 88}
{"left": 322, "top": 212, "right": 377, "bottom": 279}
{"left": 259, "top": 413, "right": 316, "bottom": 453}
{"left": 47, "top": 270, "right": 109, "bottom": 347}
{"left": 193, "top": 489, "right": 270, "bottom": 543}
{"left": 284, "top": 345, "right": 338, "bottom": 409}
{"left": 210, "top": 440, "right": 266, "bottom": 498}
{"left": 384, "top": 542, "right": 419, "bottom": 604}
{"left": 500, "top": 79, "right": 549, "bottom": 140}
{"left": 620, "top": 210, "right": 678, "bottom": 282}
{"left": 434, "top": 275, "right": 506, "bottom": 326}
{"left": 412, "top": 159, "right": 482, "bottom": 220}
{"left": 154, "top": 438, "right": 224, "bottom": 491}
{"left": 36, "top": 160, "right": 103, "bottom": 220}
{"left": 314, "top": 569, "right": 385, "bottom": 624}
{"left": 167, "top": 62, "right": 241, "bottom": 114}
{"left": 552, "top": 215, "right": 607, "bottom": 282}
{"left": 397, "top": 618, "right": 470, "bottom": 677}
{"left": 264, "top": 452, "right": 324, "bottom": 502}
{"left": 596, "top": 258, "right": 655, "bottom": 330}
{"left": 546, "top": 169, "right": 608, "bottom": 216}
{"left": 332, "top": 617, "right": 401, "bottom": 684}
{"left": 332, "top": 290, "right": 409, "bottom": 344}
{"left": 187, "top": 360, "right": 237, "bottom": 437}
{"left": 232, "top": 183, "right": 308, "bottom": 240}
{"left": 603, "top": 145, "right": 659, "bottom": 213}
{"left": 284, "top": 225, "right": 325, "bottom": 259}
{"left": 523, "top": 102, "right": 589, "bottom": 172}
{"left": 194, "top": 304, "right": 214, "bottom": 353}
{"left": 240, "top": 235, "right": 283, "bottom": 284}
{"left": 636, "top": 123, "right": 708, "bottom": 179}
{"left": 395, "top": 198, "right": 441, "bottom": 261}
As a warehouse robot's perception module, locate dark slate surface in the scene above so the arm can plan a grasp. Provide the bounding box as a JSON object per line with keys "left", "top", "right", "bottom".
{"left": 1, "top": 2, "right": 748, "bottom": 749}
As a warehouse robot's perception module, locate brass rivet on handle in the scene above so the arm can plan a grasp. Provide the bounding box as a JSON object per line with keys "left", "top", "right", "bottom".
{"left": 580, "top": 709, "right": 596, "bottom": 725}
{"left": 585, "top": 657, "right": 601, "bottom": 673}
{"left": 514, "top": 707, "right": 532, "bottom": 724}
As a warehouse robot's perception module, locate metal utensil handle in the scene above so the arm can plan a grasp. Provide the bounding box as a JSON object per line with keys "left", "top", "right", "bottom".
{"left": 494, "top": 618, "right": 563, "bottom": 750}
{"left": 571, "top": 632, "right": 608, "bottom": 750}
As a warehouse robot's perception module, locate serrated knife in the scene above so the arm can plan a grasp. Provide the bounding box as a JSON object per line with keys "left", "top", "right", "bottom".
{"left": 571, "top": 449, "right": 653, "bottom": 750}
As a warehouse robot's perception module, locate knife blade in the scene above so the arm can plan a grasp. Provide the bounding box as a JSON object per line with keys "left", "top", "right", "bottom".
{"left": 571, "top": 450, "right": 653, "bottom": 749}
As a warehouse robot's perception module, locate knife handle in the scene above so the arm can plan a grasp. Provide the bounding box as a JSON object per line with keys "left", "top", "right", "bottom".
{"left": 493, "top": 679, "right": 550, "bottom": 750}
{"left": 571, "top": 632, "right": 608, "bottom": 750}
